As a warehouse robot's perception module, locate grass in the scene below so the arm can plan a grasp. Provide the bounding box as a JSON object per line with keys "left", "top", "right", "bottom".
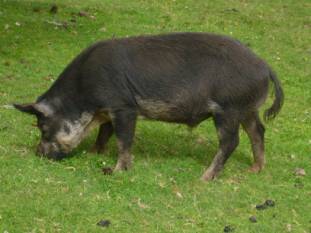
{"left": 0, "top": 0, "right": 310, "bottom": 232}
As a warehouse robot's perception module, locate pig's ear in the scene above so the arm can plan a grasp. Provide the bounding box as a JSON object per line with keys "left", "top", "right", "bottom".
{"left": 14, "top": 102, "right": 54, "bottom": 117}
{"left": 13, "top": 103, "right": 41, "bottom": 116}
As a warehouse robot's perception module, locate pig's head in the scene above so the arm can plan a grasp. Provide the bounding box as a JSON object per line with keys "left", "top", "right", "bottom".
{"left": 14, "top": 101, "right": 95, "bottom": 160}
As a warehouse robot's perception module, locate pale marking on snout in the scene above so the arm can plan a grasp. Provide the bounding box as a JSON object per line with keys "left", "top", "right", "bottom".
{"left": 38, "top": 141, "right": 58, "bottom": 156}
{"left": 55, "top": 111, "right": 111, "bottom": 152}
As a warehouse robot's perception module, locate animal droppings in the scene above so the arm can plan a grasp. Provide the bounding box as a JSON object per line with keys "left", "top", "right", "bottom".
{"left": 256, "top": 204, "right": 268, "bottom": 210}
{"left": 224, "top": 225, "right": 234, "bottom": 232}
{"left": 97, "top": 219, "right": 111, "bottom": 228}
{"left": 249, "top": 216, "right": 257, "bottom": 223}
{"left": 265, "top": 199, "right": 275, "bottom": 207}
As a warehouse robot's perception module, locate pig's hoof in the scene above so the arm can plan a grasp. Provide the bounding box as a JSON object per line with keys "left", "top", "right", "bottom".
{"left": 248, "top": 163, "right": 263, "bottom": 173}
{"left": 89, "top": 145, "right": 98, "bottom": 153}
{"left": 97, "top": 148, "right": 106, "bottom": 154}
{"left": 89, "top": 145, "right": 106, "bottom": 154}
{"left": 114, "top": 161, "right": 132, "bottom": 172}
{"left": 200, "top": 170, "right": 217, "bottom": 182}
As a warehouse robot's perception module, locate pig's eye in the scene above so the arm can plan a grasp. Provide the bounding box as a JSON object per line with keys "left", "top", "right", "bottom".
{"left": 63, "top": 124, "right": 71, "bottom": 134}
{"left": 41, "top": 124, "right": 49, "bottom": 133}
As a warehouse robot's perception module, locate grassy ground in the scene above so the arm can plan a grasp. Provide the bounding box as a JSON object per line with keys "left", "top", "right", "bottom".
{"left": 0, "top": 0, "right": 310, "bottom": 232}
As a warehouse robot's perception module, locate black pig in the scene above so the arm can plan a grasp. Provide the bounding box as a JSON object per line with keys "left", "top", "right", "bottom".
{"left": 14, "top": 33, "right": 284, "bottom": 181}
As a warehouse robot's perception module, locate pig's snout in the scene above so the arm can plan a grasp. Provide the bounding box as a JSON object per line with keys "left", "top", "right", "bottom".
{"left": 36, "top": 141, "right": 67, "bottom": 160}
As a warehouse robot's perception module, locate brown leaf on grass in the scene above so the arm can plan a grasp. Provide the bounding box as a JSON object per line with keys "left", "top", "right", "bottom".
{"left": 78, "top": 11, "right": 89, "bottom": 17}
{"left": 99, "top": 27, "right": 107, "bottom": 32}
{"left": 172, "top": 186, "right": 183, "bottom": 199}
{"left": 43, "top": 75, "right": 55, "bottom": 82}
{"left": 64, "top": 166, "right": 76, "bottom": 171}
{"left": 169, "top": 177, "right": 177, "bottom": 184}
{"left": 196, "top": 136, "right": 206, "bottom": 145}
{"left": 175, "top": 191, "right": 183, "bottom": 199}
{"left": 294, "top": 168, "right": 306, "bottom": 176}
{"left": 137, "top": 198, "right": 149, "bottom": 209}
{"left": 158, "top": 180, "right": 166, "bottom": 188}
{"left": 45, "top": 20, "right": 69, "bottom": 30}
{"left": 77, "top": 11, "right": 96, "bottom": 19}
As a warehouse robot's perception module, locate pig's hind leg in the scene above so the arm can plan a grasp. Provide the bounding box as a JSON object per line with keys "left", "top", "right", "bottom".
{"left": 112, "top": 110, "right": 137, "bottom": 171}
{"left": 90, "top": 122, "right": 114, "bottom": 154}
{"left": 241, "top": 111, "right": 265, "bottom": 173}
{"left": 201, "top": 111, "right": 240, "bottom": 181}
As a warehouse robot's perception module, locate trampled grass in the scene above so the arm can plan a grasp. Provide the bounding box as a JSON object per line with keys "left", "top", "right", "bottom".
{"left": 0, "top": 0, "right": 310, "bottom": 232}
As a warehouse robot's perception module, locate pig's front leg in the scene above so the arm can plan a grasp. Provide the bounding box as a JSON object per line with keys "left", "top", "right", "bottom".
{"left": 112, "top": 110, "right": 137, "bottom": 171}
{"left": 90, "top": 122, "right": 114, "bottom": 154}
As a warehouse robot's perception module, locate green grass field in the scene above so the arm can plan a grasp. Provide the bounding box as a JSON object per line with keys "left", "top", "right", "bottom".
{"left": 0, "top": 0, "right": 310, "bottom": 232}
